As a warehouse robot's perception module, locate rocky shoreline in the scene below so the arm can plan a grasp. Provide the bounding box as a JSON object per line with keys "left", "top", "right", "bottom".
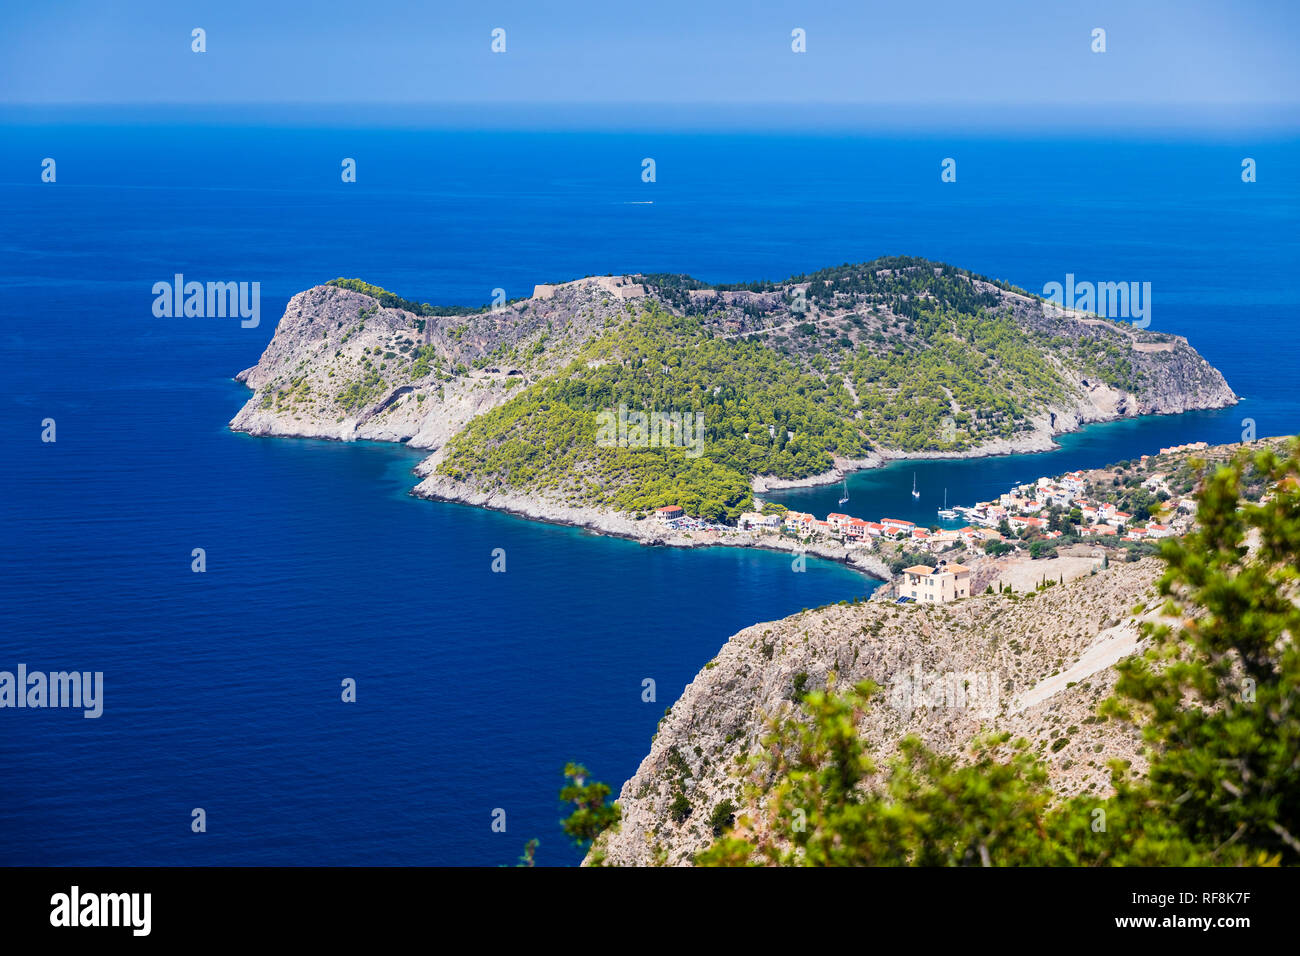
{"left": 411, "top": 469, "right": 894, "bottom": 581}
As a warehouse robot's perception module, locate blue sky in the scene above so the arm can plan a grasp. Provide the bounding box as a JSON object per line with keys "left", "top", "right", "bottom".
{"left": 2, "top": 1, "right": 1297, "bottom": 122}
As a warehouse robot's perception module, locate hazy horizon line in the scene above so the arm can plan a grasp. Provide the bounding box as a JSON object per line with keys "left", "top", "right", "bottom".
{"left": 4, "top": 101, "right": 1299, "bottom": 137}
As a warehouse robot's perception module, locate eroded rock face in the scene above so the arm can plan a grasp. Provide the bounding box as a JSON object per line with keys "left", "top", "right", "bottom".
{"left": 588, "top": 559, "right": 1162, "bottom": 866}
{"left": 229, "top": 278, "right": 641, "bottom": 448}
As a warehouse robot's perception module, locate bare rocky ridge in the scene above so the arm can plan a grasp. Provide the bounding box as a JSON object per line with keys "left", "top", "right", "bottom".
{"left": 588, "top": 558, "right": 1163, "bottom": 866}
{"left": 409, "top": 466, "right": 893, "bottom": 578}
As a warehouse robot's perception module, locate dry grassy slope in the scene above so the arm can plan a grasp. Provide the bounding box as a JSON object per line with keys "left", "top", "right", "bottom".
{"left": 591, "top": 558, "right": 1164, "bottom": 866}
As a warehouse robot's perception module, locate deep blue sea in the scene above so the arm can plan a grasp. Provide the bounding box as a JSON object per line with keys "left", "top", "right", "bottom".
{"left": 1, "top": 119, "right": 1298, "bottom": 865}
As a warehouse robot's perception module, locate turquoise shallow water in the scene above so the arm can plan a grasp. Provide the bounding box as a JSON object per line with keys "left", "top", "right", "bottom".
{"left": 0, "top": 121, "right": 1296, "bottom": 864}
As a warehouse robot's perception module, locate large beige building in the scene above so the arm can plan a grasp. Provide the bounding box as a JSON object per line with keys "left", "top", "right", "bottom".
{"left": 900, "top": 562, "right": 972, "bottom": 604}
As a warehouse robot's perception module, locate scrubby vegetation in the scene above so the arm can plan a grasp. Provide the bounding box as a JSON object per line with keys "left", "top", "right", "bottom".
{"left": 437, "top": 390, "right": 754, "bottom": 520}
{"left": 437, "top": 302, "right": 877, "bottom": 518}
{"left": 327, "top": 277, "right": 502, "bottom": 316}
{"left": 845, "top": 308, "right": 1064, "bottom": 451}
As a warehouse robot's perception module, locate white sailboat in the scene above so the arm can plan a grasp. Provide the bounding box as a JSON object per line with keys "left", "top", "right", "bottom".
{"left": 938, "top": 487, "right": 957, "bottom": 520}
{"left": 911, "top": 472, "right": 920, "bottom": 500}
{"left": 837, "top": 478, "right": 849, "bottom": 507}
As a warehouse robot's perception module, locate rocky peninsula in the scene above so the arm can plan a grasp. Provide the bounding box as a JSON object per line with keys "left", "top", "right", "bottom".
{"left": 230, "top": 258, "right": 1236, "bottom": 557}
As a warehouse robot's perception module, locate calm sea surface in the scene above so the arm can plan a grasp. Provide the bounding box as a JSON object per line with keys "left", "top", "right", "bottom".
{"left": 1, "top": 120, "right": 1297, "bottom": 864}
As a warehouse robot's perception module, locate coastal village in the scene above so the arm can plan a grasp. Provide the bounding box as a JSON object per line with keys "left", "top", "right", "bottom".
{"left": 649, "top": 441, "right": 1213, "bottom": 604}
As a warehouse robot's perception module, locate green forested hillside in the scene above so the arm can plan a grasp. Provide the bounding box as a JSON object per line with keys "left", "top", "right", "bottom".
{"left": 438, "top": 303, "right": 856, "bottom": 519}
{"left": 437, "top": 394, "right": 754, "bottom": 521}
{"left": 846, "top": 307, "right": 1066, "bottom": 450}
{"left": 438, "top": 293, "right": 1075, "bottom": 516}
{"left": 419, "top": 258, "right": 1220, "bottom": 520}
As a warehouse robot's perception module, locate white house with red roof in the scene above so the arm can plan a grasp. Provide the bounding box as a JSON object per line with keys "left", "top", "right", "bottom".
{"left": 1008, "top": 515, "right": 1046, "bottom": 531}
{"left": 825, "top": 512, "right": 851, "bottom": 532}
{"left": 927, "top": 530, "right": 961, "bottom": 551}
{"left": 959, "top": 526, "right": 1002, "bottom": 544}
{"left": 880, "top": 518, "right": 915, "bottom": 537}
{"left": 1083, "top": 524, "right": 1117, "bottom": 537}
{"left": 655, "top": 505, "right": 684, "bottom": 526}
{"left": 783, "top": 510, "right": 814, "bottom": 530}
{"left": 1061, "top": 471, "right": 1086, "bottom": 494}
{"left": 1105, "top": 511, "right": 1133, "bottom": 528}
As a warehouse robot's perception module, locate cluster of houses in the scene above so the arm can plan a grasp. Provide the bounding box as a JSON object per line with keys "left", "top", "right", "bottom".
{"left": 952, "top": 468, "right": 1186, "bottom": 542}
{"left": 941, "top": 468, "right": 1190, "bottom": 541}
{"left": 770, "top": 509, "right": 1004, "bottom": 552}
{"left": 650, "top": 458, "right": 1193, "bottom": 549}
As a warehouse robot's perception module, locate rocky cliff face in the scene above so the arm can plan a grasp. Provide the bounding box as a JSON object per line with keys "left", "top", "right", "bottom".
{"left": 588, "top": 559, "right": 1163, "bottom": 866}
{"left": 229, "top": 277, "right": 642, "bottom": 447}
